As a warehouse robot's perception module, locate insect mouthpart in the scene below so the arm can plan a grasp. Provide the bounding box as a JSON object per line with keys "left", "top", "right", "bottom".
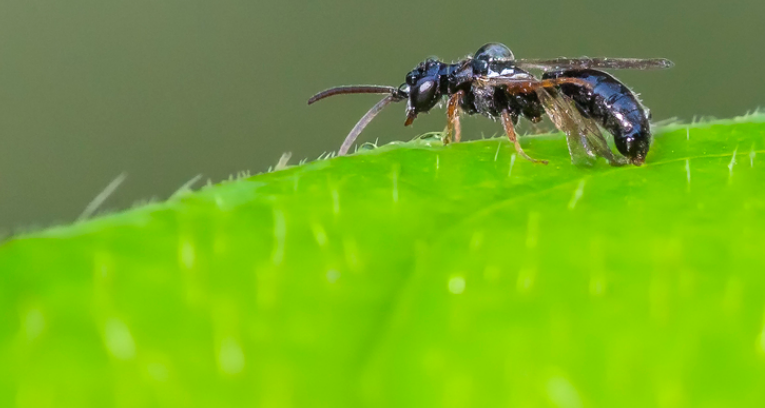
{"left": 405, "top": 109, "right": 416, "bottom": 126}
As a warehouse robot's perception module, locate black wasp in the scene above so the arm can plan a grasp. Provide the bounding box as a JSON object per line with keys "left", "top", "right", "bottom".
{"left": 308, "top": 43, "right": 673, "bottom": 166}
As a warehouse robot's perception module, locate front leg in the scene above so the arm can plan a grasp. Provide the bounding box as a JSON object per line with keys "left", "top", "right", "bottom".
{"left": 444, "top": 90, "right": 464, "bottom": 145}
{"left": 501, "top": 110, "right": 548, "bottom": 165}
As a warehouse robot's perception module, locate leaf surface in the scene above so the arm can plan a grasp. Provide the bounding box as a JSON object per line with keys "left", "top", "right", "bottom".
{"left": 2, "top": 117, "right": 765, "bottom": 407}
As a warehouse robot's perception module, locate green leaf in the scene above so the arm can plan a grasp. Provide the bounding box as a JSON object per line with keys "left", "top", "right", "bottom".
{"left": 2, "top": 116, "right": 765, "bottom": 407}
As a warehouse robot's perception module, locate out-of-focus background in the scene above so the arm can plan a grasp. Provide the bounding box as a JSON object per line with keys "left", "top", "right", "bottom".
{"left": 0, "top": 0, "right": 762, "bottom": 232}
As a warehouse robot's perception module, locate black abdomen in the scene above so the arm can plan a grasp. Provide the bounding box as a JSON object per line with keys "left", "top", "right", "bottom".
{"left": 543, "top": 69, "right": 651, "bottom": 165}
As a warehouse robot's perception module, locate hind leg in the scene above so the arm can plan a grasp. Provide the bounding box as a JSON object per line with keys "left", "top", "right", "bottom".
{"left": 501, "top": 110, "right": 548, "bottom": 165}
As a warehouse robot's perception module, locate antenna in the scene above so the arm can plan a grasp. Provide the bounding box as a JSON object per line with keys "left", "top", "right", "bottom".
{"left": 308, "top": 85, "right": 404, "bottom": 105}
{"left": 338, "top": 94, "right": 400, "bottom": 156}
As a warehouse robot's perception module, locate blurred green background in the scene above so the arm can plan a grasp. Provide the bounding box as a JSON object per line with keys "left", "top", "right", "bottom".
{"left": 0, "top": 0, "right": 762, "bottom": 232}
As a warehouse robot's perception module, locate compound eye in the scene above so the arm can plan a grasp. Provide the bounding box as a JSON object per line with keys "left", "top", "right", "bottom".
{"left": 413, "top": 78, "right": 437, "bottom": 108}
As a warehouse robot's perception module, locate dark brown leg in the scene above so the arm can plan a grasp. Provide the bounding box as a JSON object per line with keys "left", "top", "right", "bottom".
{"left": 501, "top": 111, "right": 548, "bottom": 164}
{"left": 445, "top": 90, "right": 464, "bottom": 144}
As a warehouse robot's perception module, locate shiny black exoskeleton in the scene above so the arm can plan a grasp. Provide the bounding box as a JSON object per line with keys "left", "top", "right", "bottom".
{"left": 543, "top": 69, "right": 652, "bottom": 164}
{"left": 309, "top": 43, "right": 672, "bottom": 165}
{"left": 405, "top": 44, "right": 546, "bottom": 123}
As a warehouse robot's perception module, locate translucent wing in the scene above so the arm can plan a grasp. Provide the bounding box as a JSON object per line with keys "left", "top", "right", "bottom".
{"left": 514, "top": 57, "right": 674, "bottom": 71}
{"left": 477, "top": 75, "right": 627, "bottom": 166}
{"left": 534, "top": 86, "right": 628, "bottom": 166}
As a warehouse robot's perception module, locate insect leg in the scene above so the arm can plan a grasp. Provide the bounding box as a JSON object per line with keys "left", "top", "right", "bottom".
{"left": 532, "top": 85, "right": 628, "bottom": 166}
{"left": 445, "top": 90, "right": 464, "bottom": 144}
{"left": 477, "top": 74, "right": 630, "bottom": 165}
{"left": 500, "top": 110, "right": 548, "bottom": 165}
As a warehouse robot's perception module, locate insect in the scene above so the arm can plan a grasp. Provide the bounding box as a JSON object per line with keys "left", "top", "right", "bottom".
{"left": 308, "top": 43, "right": 673, "bottom": 166}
